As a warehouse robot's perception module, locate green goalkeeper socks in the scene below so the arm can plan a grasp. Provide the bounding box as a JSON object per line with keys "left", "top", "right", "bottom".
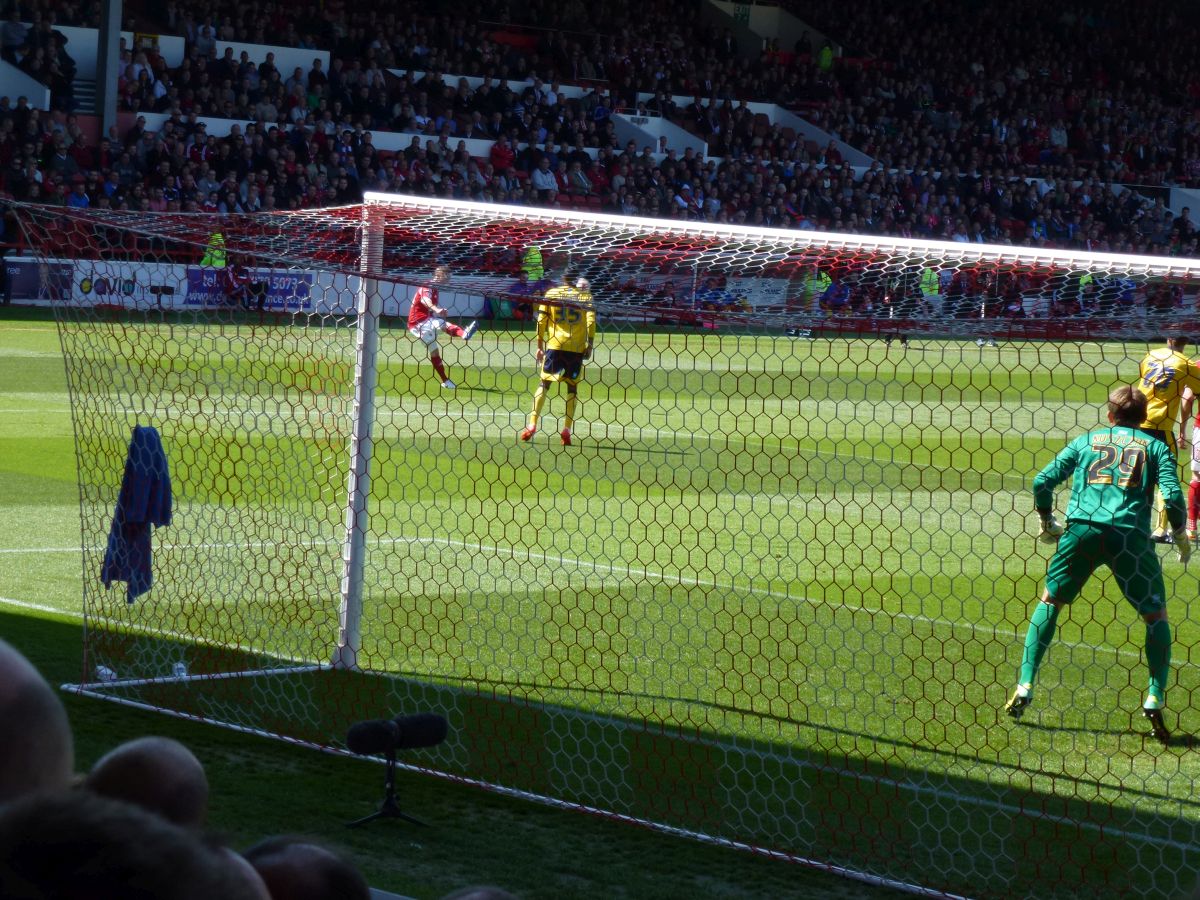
{"left": 1145, "top": 620, "right": 1172, "bottom": 707}
{"left": 1018, "top": 602, "right": 1061, "bottom": 689}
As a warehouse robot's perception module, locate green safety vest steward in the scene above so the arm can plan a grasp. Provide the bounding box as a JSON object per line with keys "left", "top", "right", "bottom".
{"left": 804, "top": 270, "right": 832, "bottom": 299}
{"left": 522, "top": 246, "right": 543, "bottom": 281}
{"left": 920, "top": 268, "right": 940, "bottom": 295}
{"left": 200, "top": 232, "right": 227, "bottom": 268}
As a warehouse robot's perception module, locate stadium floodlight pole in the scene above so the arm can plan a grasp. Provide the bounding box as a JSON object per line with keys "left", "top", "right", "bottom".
{"left": 332, "top": 204, "right": 385, "bottom": 670}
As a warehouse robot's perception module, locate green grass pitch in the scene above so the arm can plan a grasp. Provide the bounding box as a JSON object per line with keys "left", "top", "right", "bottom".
{"left": 5, "top": 310, "right": 1200, "bottom": 898}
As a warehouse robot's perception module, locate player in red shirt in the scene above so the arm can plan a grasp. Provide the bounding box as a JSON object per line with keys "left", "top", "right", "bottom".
{"left": 408, "top": 266, "right": 478, "bottom": 389}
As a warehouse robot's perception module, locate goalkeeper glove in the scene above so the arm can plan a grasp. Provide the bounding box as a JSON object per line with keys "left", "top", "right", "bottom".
{"left": 1037, "top": 513, "right": 1065, "bottom": 544}
{"left": 1175, "top": 528, "right": 1191, "bottom": 566}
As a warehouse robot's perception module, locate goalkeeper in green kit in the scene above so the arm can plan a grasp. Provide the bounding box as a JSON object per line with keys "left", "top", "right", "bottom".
{"left": 1005, "top": 385, "right": 1187, "bottom": 744}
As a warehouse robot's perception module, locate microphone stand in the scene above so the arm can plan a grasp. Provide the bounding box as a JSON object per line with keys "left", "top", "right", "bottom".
{"left": 346, "top": 748, "right": 428, "bottom": 828}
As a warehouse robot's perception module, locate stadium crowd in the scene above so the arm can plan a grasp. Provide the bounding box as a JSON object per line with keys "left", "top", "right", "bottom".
{"left": 0, "top": 0, "right": 1198, "bottom": 262}
{"left": 0, "top": 636, "right": 517, "bottom": 900}
{"left": 127, "top": 0, "right": 1200, "bottom": 187}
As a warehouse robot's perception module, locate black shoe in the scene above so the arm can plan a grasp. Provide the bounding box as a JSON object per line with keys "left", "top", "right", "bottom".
{"left": 1151, "top": 531, "right": 1175, "bottom": 544}
{"left": 1143, "top": 707, "right": 1171, "bottom": 745}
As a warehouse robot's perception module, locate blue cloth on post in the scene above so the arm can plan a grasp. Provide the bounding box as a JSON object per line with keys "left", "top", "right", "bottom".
{"left": 101, "top": 425, "right": 172, "bottom": 604}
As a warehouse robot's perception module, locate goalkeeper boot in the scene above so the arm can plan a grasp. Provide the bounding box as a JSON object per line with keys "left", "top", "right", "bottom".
{"left": 560, "top": 428, "right": 572, "bottom": 446}
{"left": 519, "top": 425, "right": 536, "bottom": 441}
{"left": 1004, "top": 686, "right": 1032, "bottom": 720}
{"left": 441, "top": 379, "right": 457, "bottom": 390}
{"left": 462, "top": 321, "right": 479, "bottom": 341}
{"left": 1142, "top": 704, "right": 1171, "bottom": 745}
{"left": 1151, "top": 530, "right": 1174, "bottom": 544}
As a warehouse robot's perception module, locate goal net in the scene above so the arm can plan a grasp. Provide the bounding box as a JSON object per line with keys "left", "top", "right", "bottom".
{"left": 16, "top": 194, "right": 1200, "bottom": 899}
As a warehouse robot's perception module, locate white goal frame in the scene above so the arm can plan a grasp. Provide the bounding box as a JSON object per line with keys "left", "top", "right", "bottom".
{"left": 50, "top": 194, "right": 1200, "bottom": 900}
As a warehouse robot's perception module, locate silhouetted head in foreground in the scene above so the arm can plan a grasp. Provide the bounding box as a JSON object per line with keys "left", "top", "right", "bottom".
{"left": 85, "top": 735, "right": 209, "bottom": 828}
{"left": 0, "top": 637, "right": 73, "bottom": 803}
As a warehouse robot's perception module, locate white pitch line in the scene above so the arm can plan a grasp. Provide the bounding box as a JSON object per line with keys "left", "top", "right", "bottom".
{"left": 0, "top": 533, "right": 1182, "bottom": 671}
{"left": 0, "top": 399, "right": 1035, "bottom": 486}
{"left": 0, "top": 596, "right": 68, "bottom": 615}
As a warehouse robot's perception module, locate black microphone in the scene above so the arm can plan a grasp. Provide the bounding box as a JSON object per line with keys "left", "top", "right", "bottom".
{"left": 345, "top": 713, "right": 448, "bottom": 755}
{"left": 392, "top": 713, "right": 448, "bottom": 750}
{"left": 345, "top": 719, "right": 400, "bottom": 755}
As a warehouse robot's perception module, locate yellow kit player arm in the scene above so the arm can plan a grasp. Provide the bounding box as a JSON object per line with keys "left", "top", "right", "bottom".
{"left": 534, "top": 302, "right": 549, "bottom": 362}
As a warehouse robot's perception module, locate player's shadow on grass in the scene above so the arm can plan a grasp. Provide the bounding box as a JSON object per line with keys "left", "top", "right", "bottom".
{"left": 1015, "top": 720, "right": 1131, "bottom": 738}
{"left": 584, "top": 442, "right": 694, "bottom": 458}
{"left": 1018, "top": 720, "right": 1200, "bottom": 747}
{"left": 1164, "top": 732, "right": 1200, "bottom": 749}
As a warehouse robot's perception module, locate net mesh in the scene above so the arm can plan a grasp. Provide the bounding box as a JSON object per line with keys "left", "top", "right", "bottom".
{"left": 16, "top": 196, "right": 1200, "bottom": 899}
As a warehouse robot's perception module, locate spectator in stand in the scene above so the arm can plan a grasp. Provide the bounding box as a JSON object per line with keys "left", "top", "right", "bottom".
{"left": 566, "top": 160, "right": 593, "bottom": 196}
{"left": 530, "top": 156, "right": 557, "bottom": 203}
{"left": 0, "top": 9, "right": 25, "bottom": 64}
{"left": 488, "top": 134, "right": 514, "bottom": 175}
{"left": 552, "top": 158, "right": 571, "bottom": 196}
{"left": 819, "top": 277, "right": 851, "bottom": 315}
{"left": 65, "top": 175, "right": 88, "bottom": 207}
{"left": 193, "top": 23, "right": 216, "bottom": 57}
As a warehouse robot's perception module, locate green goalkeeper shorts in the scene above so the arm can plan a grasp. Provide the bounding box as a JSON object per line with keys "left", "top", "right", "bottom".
{"left": 1044, "top": 521, "right": 1166, "bottom": 615}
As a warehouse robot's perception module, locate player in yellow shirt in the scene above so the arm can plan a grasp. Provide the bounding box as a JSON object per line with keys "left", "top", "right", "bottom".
{"left": 1137, "top": 337, "right": 1200, "bottom": 541}
{"left": 519, "top": 274, "right": 597, "bottom": 446}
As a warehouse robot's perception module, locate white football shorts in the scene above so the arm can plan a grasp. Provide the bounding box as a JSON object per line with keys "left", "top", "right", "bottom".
{"left": 409, "top": 317, "right": 446, "bottom": 353}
